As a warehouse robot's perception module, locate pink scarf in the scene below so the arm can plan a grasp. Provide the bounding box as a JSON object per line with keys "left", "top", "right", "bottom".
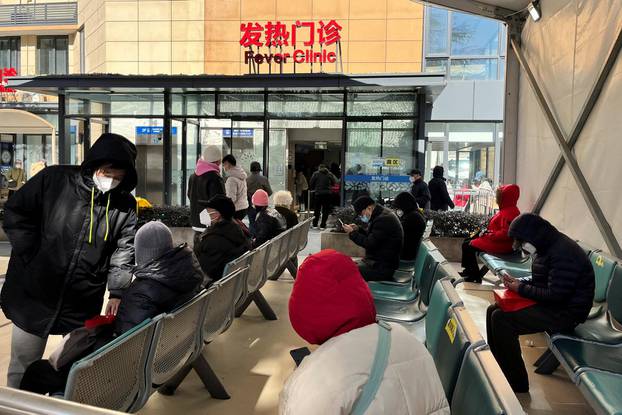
{"left": 195, "top": 159, "right": 221, "bottom": 176}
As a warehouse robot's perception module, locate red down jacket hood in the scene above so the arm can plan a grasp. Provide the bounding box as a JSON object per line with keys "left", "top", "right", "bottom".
{"left": 289, "top": 250, "right": 376, "bottom": 345}
{"left": 471, "top": 184, "right": 521, "bottom": 254}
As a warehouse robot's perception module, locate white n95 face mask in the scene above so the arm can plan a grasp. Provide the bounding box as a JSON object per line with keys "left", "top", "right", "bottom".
{"left": 522, "top": 242, "right": 537, "bottom": 255}
{"left": 199, "top": 209, "right": 212, "bottom": 227}
{"left": 93, "top": 173, "right": 120, "bottom": 193}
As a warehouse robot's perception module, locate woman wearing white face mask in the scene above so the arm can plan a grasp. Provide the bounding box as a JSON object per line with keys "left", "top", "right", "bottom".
{"left": 2, "top": 133, "right": 138, "bottom": 388}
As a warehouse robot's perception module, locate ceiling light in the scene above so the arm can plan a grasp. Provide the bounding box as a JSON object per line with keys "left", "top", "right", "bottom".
{"left": 527, "top": 1, "right": 541, "bottom": 22}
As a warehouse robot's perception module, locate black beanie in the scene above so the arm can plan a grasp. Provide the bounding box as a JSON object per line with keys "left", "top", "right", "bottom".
{"left": 352, "top": 195, "right": 375, "bottom": 214}
{"left": 206, "top": 195, "right": 236, "bottom": 220}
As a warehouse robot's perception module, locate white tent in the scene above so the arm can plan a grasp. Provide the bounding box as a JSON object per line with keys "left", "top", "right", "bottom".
{"left": 419, "top": 0, "right": 622, "bottom": 257}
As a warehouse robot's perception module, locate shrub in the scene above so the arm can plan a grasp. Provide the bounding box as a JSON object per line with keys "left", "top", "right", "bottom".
{"left": 332, "top": 206, "right": 365, "bottom": 232}
{"left": 423, "top": 210, "right": 489, "bottom": 238}
{"left": 137, "top": 206, "right": 191, "bottom": 228}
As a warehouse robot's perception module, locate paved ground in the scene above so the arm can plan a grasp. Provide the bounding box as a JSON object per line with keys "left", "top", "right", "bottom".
{"left": 0, "top": 233, "right": 594, "bottom": 414}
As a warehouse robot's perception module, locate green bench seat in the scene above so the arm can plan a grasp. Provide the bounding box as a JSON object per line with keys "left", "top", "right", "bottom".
{"left": 480, "top": 252, "right": 533, "bottom": 279}
{"left": 578, "top": 370, "right": 622, "bottom": 415}
{"left": 551, "top": 337, "right": 622, "bottom": 379}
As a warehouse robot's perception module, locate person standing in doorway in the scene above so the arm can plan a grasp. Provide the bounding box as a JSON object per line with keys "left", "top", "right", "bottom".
{"left": 428, "top": 166, "right": 455, "bottom": 211}
{"left": 188, "top": 145, "right": 225, "bottom": 247}
{"left": 409, "top": 169, "right": 431, "bottom": 210}
{"left": 222, "top": 155, "right": 249, "bottom": 220}
{"left": 2, "top": 133, "right": 137, "bottom": 388}
{"left": 246, "top": 161, "right": 272, "bottom": 235}
{"left": 309, "top": 164, "right": 337, "bottom": 230}
{"left": 295, "top": 167, "right": 308, "bottom": 211}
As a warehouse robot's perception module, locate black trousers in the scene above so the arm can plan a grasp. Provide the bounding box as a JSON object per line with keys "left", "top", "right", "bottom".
{"left": 486, "top": 304, "right": 577, "bottom": 392}
{"left": 461, "top": 238, "right": 483, "bottom": 276}
{"left": 313, "top": 194, "right": 332, "bottom": 228}
{"left": 20, "top": 359, "right": 69, "bottom": 396}
{"left": 356, "top": 259, "right": 395, "bottom": 282}
{"left": 234, "top": 209, "right": 247, "bottom": 220}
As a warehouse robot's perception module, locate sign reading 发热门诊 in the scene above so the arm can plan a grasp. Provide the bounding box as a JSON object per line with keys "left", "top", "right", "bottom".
{"left": 240, "top": 20, "right": 342, "bottom": 65}
{"left": 0, "top": 68, "right": 17, "bottom": 93}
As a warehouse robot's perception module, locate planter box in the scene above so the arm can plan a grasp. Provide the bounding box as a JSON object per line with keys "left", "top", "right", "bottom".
{"left": 320, "top": 230, "right": 365, "bottom": 258}
{"left": 430, "top": 236, "right": 463, "bottom": 262}
{"left": 170, "top": 227, "right": 195, "bottom": 248}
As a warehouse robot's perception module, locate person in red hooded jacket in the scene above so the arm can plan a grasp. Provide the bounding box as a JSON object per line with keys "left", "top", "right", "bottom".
{"left": 281, "top": 249, "right": 449, "bottom": 415}
{"left": 459, "top": 184, "right": 520, "bottom": 283}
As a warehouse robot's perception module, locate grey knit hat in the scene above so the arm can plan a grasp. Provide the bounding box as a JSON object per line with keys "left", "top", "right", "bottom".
{"left": 135, "top": 221, "right": 174, "bottom": 266}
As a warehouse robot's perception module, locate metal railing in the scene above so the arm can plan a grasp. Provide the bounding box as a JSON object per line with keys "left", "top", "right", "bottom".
{"left": 0, "top": 2, "right": 77, "bottom": 27}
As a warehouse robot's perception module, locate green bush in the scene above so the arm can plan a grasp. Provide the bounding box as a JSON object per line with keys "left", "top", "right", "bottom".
{"left": 332, "top": 206, "right": 365, "bottom": 232}
{"left": 424, "top": 210, "right": 489, "bottom": 238}
{"left": 137, "top": 206, "right": 191, "bottom": 228}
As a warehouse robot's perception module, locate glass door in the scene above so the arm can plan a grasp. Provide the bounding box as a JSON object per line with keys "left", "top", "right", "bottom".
{"left": 344, "top": 121, "right": 382, "bottom": 203}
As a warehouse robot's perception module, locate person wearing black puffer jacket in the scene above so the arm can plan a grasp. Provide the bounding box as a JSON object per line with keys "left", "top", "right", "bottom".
{"left": 20, "top": 221, "right": 206, "bottom": 395}
{"left": 194, "top": 195, "right": 251, "bottom": 281}
{"left": 2, "top": 133, "right": 137, "bottom": 388}
{"left": 392, "top": 192, "right": 426, "bottom": 261}
{"left": 428, "top": 166, "right": 454, "bottom": 211}
{"left": 343, "top": 196, "right": 404, "bottom": 281}
{"left": 486, "top": 213, "right": 595, "bottom": 393}
{"left": 310, "top": 164, "right": 337, "bottom": 229}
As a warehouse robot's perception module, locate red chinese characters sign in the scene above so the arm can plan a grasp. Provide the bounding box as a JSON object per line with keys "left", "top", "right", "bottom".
{"left": 0, "top": 68, "right": 17, "bottom": 93}
{"left": 240, "top": 20, "right": 342, "bottom": 65}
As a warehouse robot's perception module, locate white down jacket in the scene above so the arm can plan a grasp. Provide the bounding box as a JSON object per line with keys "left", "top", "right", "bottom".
{"left": 225, "top": 166, "right": 249, "bottom": 211}
{"left": 279, "top": 323, "right": 450, "bottom": 415}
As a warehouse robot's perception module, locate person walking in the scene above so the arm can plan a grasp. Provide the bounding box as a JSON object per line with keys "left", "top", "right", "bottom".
{"left": 309, "top": 164, "right": 337, "bottom": 229}
{"left": 222, "top": 154, "right": 249, "bottom": 220}
{"left": 281, "top": 249, "right": 450, "bottom": 415}
{"left": 246, "top": 161, "right": 272, "bottom": 235}
{"left": 460, "top": 184, "right": 520, "bottom": 283}
{"left": 188, "top": 145, "right": 225, "bottom": 247}
{"left": 2, "top": 133, "right": 138, "bottom": 388}
{"left": 487, "top": 214, "right": 595, "bottom": 393}
{"left": 392, "top": 192, "right": 426, "bottom": 261}
{"left": 409, "top": 169, "right": 431, "bottom": 210}
{"left": 428, "top": 166, "right": 455, "bottom": 211}
{"left": 342, "top": 196, "right": 404, "bottom": 281}
{"left": 194, "top": 195, "right": 251, "bottom": 282}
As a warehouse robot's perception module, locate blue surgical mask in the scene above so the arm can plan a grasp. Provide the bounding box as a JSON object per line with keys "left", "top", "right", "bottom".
{"left": 359, "top": 215, "right": 370, "bottom": 224}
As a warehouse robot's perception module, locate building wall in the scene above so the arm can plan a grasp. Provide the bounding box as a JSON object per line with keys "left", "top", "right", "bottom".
{"left": 204, "top": 0, "right": 423, "bottom": 75}
{"left": 516, "top": 0, "right": 622, "bottom": 253}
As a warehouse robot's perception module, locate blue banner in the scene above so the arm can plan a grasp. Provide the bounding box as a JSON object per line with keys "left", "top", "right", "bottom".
{"left": 345, "top": 175, "right": 410, "bottom": 183}
{"left": 135, "top": 126, "right": 178, "bottom": 135}
{"left": 222, "top": 128, "right": 254, "bottom": 138}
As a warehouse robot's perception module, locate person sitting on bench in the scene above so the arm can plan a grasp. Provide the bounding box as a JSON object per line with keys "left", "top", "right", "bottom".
{"left": 251, "top": 189, "right": 286, "bottom": 248}
{"left": 20, "top": 221, "right": 206, "bottom": 395}
{"left": 486, "top": 213, "right": 594, "bottom": 393}
{"left": 281, "top": 249, "right": 449, "bottom": 415}
{"left": 460, "top": 184, "right": 520, "bottom": 283}
{"left": 342, "top": 196, "right": 403, "bottom": 281}
{"left": 392, "top": 192, "right": 426, "bottom": 262}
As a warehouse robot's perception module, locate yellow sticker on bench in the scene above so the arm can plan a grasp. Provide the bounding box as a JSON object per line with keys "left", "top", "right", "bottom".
{"left": 595, "top": 255, "right": 605, "bottom": 268}
{"left": 445, "top": 317, "right": 458, "bottom": 344}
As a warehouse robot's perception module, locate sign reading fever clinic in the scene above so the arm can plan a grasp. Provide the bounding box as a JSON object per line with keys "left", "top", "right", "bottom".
{"left": 240, "top": 20, "right": 342, "bottom": 65}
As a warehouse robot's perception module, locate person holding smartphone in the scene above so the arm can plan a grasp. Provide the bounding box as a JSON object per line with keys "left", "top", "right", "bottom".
{"left": 486, "top": 213, "right": 595, "bottom": 393}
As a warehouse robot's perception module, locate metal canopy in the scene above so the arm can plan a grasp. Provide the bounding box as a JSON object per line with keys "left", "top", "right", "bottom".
{"left": 417, "top": 0, "right": 531, "bottom": 20}
{"left": 7, "top": 73, "right": 446, "bottom": 103}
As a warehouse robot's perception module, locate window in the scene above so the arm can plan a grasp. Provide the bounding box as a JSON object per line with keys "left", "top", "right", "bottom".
{"left": 451, "top": 12, "right": 499, "bottom": 56}
{"left": 424, "top": 58, "right": 448, "bottom": 75}
{"left": 450, "top": 58, "right": 498, "bottom": 80}
{"left": 0, "top": 37, "right": 20, "bottom": 71}
{"left": 37, "top": 36, "right": 68, "bottom": 75}
{"left": 426, "top": 8, "right": 449, "bottom": 55}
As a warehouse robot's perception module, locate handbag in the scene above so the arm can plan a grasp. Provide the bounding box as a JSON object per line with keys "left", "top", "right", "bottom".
{"left": 493, "top": 289, "right": 536, "bottom": 313}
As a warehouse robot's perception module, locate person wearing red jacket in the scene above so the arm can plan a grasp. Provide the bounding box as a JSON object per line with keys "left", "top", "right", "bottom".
{"left": 459, "top": 184, "right": 520, "bottom": 283}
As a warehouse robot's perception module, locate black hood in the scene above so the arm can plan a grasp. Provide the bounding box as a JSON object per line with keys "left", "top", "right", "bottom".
{"left": 393, "top": 191, "right": 419, "bottom": 212}
{"left": 508, "top": 214, "right": 560, "bottom": 252}
{"left": 81, "top": 133, "right": 138, "bottom": 192}
{"left": 133, "top": 244, "right": 206, "bottom": 291}
{"left": 432, "top": 166, "right": 444, "bottom": 179}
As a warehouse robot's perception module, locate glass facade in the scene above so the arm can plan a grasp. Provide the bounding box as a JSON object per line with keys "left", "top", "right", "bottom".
{"left": 60, "top": 85, "right": 426, "bottom": 206}
{"left": 37, "top": 36, "right": 69, "bottom": 75}
{"left": 0, "top": 37, "right": 20, "bottom": 70}
{"left": 424, "top": 7, "right": 506, "bottom": 80}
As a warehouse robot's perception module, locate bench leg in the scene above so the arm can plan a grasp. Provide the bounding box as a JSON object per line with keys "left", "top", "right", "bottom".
{"left": 286, "top": 258, "right": 298, "bottom": 279}
{"left": 192, "top": 355, "right": 231, "bottom": 400}
{"left": 235, "top": 293, "right": 254, "bottom": 318}
{"left": 534, "top": 349, "right": 560, "bottom": 375}
{"left": 158, "top": 365, "right": 193, "bottom": 395}
{"left": 253, "top": 291, "right": 278, "bottom": 321}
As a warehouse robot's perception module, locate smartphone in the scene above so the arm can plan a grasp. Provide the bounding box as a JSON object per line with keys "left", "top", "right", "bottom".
{"left": 289, "top": 347, "right": 311, "bottom": 367}
{"left": 338, "top": 218, "right": 345, "bottom": 227}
